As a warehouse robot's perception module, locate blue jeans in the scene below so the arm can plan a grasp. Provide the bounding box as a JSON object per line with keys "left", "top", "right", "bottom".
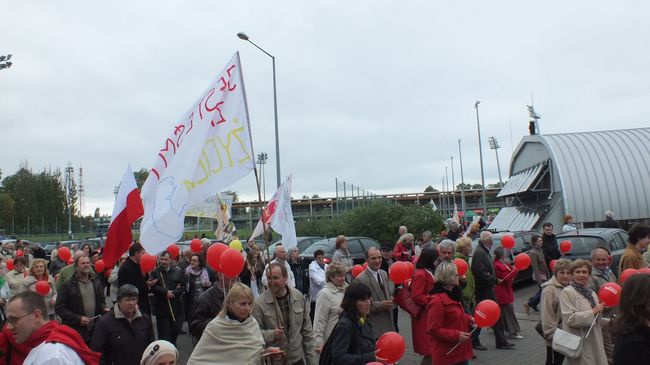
{"left": 527, "top": 286, "right": 542, "bottom": 309}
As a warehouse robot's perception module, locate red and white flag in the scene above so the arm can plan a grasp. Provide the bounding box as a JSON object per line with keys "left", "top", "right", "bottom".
{"left": 103, "top": 165, "right": 144, "bottom": 268}
{"left": 251, "top": 175, "right": 297, "bottom": 250}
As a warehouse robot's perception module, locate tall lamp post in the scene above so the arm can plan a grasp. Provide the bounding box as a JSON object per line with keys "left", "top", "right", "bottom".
{"left": 237, "top": 32, "right": 281, "bottom": 188}
{"left": 488, "top": 136, "right": 504, "bottom": 187}
{"left": 257, "top": 152, "right": 268, "bottom": 200}
{"left": 0, "top": 54, "right": 13, "bottom": 71}
{"left": 475, "top": 100, "right": 488, "bottom": 216}
{"left": 458, "top": 139, "right": 466, "bottom": 212}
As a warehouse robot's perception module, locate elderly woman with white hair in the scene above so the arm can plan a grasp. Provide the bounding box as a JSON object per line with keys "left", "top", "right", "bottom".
{"left": 393, "top": 233, "right": 416, "bottom": 262}
{"left": 313, "top": 262, "right": 348, "bottom": 352}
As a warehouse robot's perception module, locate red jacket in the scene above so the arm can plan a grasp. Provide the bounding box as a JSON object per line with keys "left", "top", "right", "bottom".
{"left": 392, "top": 242, "right": 414, "bottom": 262}
{"left": 46, "top": 324, "right": 101, "bottom": 365}
{"left": 427, "top": 286, "right": 474, "bottom": 365}
{"left": 494, "top": 259, "right": 518, "bottom": 305}
{"left": 411, "top": 269, "right": 435, "bottom": 355}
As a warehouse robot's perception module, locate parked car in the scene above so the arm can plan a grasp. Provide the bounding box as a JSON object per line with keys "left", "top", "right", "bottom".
{"left": 471, "top": 231, "right": 535, "bottom": 285}
{"left": 263, "top": 236, "right": 324, "bottom": 261}
{"left": 556, "top": 228, "right": 628, "bottom": 275}
{"left": 299, "top": 236, "right": 381, "bottom": 271}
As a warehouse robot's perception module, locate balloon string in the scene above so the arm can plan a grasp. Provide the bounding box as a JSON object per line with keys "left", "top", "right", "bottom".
{"left": 445, "top": 326, "right": 477, "bottom": 355}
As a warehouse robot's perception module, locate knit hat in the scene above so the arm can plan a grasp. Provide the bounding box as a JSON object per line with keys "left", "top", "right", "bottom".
{"left": 140, "top": 340, "right": 178, "bottom": 365}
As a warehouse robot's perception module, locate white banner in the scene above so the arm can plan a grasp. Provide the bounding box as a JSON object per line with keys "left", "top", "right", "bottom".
{"left": 185, "top": 193, "right": 233, "bottom": 218}
{"left": 140, "top": 53, "right": 254, "bottom": 254}
{"left": 269, "top": 175, "right": 297, "bottom": 250}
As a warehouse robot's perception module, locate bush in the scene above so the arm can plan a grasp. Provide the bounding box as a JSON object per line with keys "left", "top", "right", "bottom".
{"left": 296, "top": 203, "right": 443, "bottom": 243}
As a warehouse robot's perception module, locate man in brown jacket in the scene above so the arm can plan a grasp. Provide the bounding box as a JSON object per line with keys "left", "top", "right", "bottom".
{"left": 253, "top": 262, "right": 316, "bottom": 365}
{"left": 618, "top": 224, "right": 650, "bottom": 273}
{"left": 589, "top": 247, "right": 617, "bottom": 364}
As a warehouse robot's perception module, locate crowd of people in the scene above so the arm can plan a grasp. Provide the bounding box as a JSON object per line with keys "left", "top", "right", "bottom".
{"left": 0, "top": 218, "right": 648, "bottom": 365}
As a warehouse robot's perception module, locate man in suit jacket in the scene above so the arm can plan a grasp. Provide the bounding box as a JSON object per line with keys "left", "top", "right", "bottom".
{"left": 354, "top": 247, "right": 395, "bottom": 337}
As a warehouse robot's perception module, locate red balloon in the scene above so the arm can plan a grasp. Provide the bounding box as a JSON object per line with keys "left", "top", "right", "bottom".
{"left": 219, "top": 248, "right": 245, "bottom": 278}
{"left": 366, "top": 363, "right": 383, "bottom": 365}
{"left": 639, "top": 268, "right": 650, "bottom": 275}
{"left": 94, "top": 259, "right": 105, "bottom": 273}
{"left": 323, "top": 257, "right": 331, "bottom": 264}
{"left": 67, "top": 258, "right": 73, "bottom": 265}
{"left": 362, "top": 262, "right": 368, "bottom": 269}
{"left": 404, "top": 261, "right": 415, "bottom": 277}
{"left": 375, "top": 331, "right": 405, "bottom": 363}
{"left": 620, "top": 268, "right": 639, "bottom": 284}
{"left": 191, "top": 238, "right": 203, "bottom": 253}
{"left": 549, "top": 259, "right": 557, "bottom": 272}
{"left": 560, "top": 240, "right": 572, "bottom": 253}
{"left": 140, "top": 253, "right": 157, "bottom": 274}
{"left": 352, "top": 264, "right": 364, "bottom": 278}
{"left": 6, "top": 259, "right": 14, "bottom": 271}
{"left": 167, "top": 244, "right": 180, "bottom": 259}
{"left": 57, "top": 247, "right": 72, "bottom": 262}
{"left": 207, "top": 243, "right": 229, "bottom": 271}
{"left": 501, "top": 235, "right": 515, "bottom": 250}
{"left": 454, "top": 258, "right": 468, "bottom": 276}
{"left": 389, "top": 262, "right": 410, "bottom": 284}
{"left": 598, "top": 282, "right": 621, "bottom": 307}
{"left": 474, "top": 299, "right": 501, "bottom": 328}
{"left": 15, "top": 250, "right": 24, "bottom": 257}
{"left": 35, "top": 280, "right": 50, "bottom": 295}
{"left": 514, "top": 253, "right": 531, "bottom": 270}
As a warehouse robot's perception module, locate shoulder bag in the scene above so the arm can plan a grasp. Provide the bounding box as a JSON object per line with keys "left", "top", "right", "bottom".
{"left": 551, "top": 315, "right": 598, "bottom": 359}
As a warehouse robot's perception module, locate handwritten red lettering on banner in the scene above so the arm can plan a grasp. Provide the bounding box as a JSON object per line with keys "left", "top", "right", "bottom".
{"left": 150, "top": 63, "right": 239, "bottom": 181}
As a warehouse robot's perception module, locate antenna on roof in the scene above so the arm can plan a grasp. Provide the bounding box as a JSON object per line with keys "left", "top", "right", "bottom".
{"left": 527, "top": 103, "right": 541, "bottom": 136}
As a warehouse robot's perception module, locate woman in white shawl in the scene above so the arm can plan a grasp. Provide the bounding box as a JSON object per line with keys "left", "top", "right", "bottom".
{"left": 188, "top": 283, "right": 277, "bottom": 365}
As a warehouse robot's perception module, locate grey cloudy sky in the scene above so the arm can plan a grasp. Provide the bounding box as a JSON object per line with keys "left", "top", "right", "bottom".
{"left": 2, "top": 1, "right": 649, "bottom": 216}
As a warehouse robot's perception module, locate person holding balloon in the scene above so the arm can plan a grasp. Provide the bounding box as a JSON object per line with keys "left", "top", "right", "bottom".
{"left": 612, "top": 274, "right": 650, "bottom": 365}
{"left": 18, "top": 258, "right": 57, "bottom": 319}
{"left": 427, "top": 261, "right": 475, "bottom": 365}
{"left": 493, "top": 247, "right": 523, "bottom": 339}
{"left": 118, "top": 243, "right": 155, "bottom": 316}
{"left": 411, "top": 247, "right": 438, "bottom": 365}
{"left": 559, "top": 259, "right": 608, "bottom": 365}
{"left": 184, "top": 253, "right": 212, "bottom": 335}
{"left": 524, "top": 235, "right": 547, "bottom": 315}
{"left": 5, "top": 256, "right": 28, "bottom": 297}
{"left": 588, "top": 247, "right": 617, "bottom": 364}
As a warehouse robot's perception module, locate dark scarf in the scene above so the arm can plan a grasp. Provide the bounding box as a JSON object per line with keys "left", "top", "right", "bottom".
{"left": 430, "top": 282, "right": 463, "bottom": 302}
{"left": 571, "top": 281, "right": 596, "bottom": 307}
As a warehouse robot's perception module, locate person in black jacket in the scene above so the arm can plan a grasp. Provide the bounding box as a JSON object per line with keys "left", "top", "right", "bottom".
{"left": 150, "top": 251, "right": 186, "bottom": 345}
{"left": 541, "top": 222, "right": 561, "bottom": 267}
{"left": 612, "top": 274, "right": 650, "bottom": 365}
{"left": 288, "top": 247, "right": 309, "bottom": 295}
{"left": 470, "top": 231, "right": 514, "bottom": 351}
{"left": 118, "top": 243, "right": 155, "bottom": 315}
{"left": 326, "top": 282, "right": 387, "bottom": 365}
{"left": 189, "top": 271, "right": 237, "bottom": 342}
{"left": 91, "top": 284, "right": 155, "bottom": 365}
{"left": 55, "top": 255, "right": 106, "bottom": 344}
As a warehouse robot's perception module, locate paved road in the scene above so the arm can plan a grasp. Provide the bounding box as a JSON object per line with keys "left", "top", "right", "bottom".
{"left": 173, "top": 282, "right": 546, "bottom": 364}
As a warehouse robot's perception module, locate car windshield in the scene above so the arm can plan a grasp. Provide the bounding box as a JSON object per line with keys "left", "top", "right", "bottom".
{"left": 559, "top": 236, "right": 607, "bottom": 255}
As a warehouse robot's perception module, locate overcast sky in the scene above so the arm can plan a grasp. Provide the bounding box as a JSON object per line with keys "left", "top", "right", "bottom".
{"left": 2, "top": 1, "right": 649, "bottom": 216}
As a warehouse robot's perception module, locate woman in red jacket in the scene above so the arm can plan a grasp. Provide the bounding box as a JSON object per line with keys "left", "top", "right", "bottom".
{"left": 393, "top": 233, "right": 416, "bottom": 262}
{"left": 411, "top": 248, "right": 438, "bottom": 365}
{"left": 427, "top": 261, "right": 474, "bottom": 365}
{"left": 493, "top": 247, "right": 523, "bottom": 339}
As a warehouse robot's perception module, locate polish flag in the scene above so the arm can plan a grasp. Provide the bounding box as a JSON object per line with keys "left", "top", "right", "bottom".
{"left": 251, "top": 175, "right": 297, "bottom": 250}
{"left": 103, "top": 165, "right": 144, "bottom": 269}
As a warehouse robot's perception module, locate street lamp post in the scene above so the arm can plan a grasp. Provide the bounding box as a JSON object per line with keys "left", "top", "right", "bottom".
{"left": 488, "top": 136, "right": 504, "bottom": 187}
{"left": 475, "top": 101, "right": 488, "bottom": 216}
{"left": 237, "top": 32, "right": 281, "bottom": 188}
{"left": 256, "top": 152, "right": 268, "bottom": 200}
{"left": 458, "top": 139, "right": 466, "bottom": 212}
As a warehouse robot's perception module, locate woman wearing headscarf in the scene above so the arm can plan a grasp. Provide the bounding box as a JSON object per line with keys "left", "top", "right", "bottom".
{"left": 494, "top": 247, "right": 522, "bottom": 339}
{"left": 559, "top": 259, "right": 607, "bottom": 365}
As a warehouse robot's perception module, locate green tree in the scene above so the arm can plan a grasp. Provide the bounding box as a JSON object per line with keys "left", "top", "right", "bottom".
{"left": 470, "top": 183, "right": 484, "bottom": 190}
{"left": 133, "top": 168, "right": 150, "bottom": 189}
{"left": 456, "top": 183, "right": 472, "bottom": 190}
{"left": 424, "top": 185, "right": 439, "bottom": 193}
{"left": 0, "top": 193, "right": 15, "bottom": 228}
